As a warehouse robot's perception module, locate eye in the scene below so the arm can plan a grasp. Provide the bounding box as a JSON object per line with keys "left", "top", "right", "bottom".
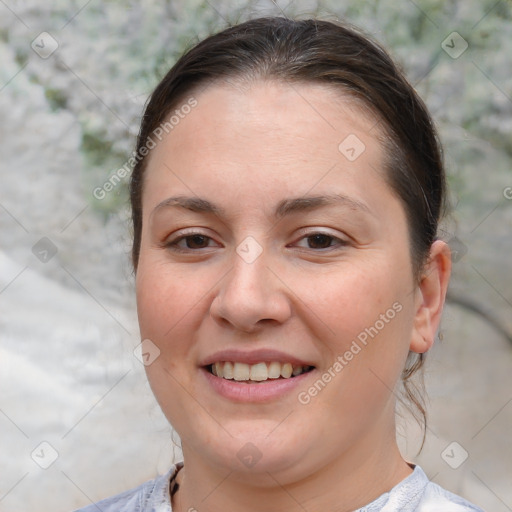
{"left": 165, "top": 232, "right": 219, "bottom": 252}
{"left": 293, "top": 232, "right": 348, "bottom": 250}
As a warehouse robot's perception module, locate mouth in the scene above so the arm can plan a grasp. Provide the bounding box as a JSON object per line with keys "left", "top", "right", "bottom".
{"left": 206, "top": 361, "right": 315, "bottom": 383}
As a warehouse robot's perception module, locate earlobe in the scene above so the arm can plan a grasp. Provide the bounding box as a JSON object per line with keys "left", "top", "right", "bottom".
{"left": 410, "top": 240, "right": 452, "bottom": 354}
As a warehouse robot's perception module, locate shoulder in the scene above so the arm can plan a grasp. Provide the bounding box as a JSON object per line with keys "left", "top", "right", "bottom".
{"left": 416, "top": 476, "right": 485, "bottom": 512}
{"left": 71, "top": 464, "right": 179, "bottom": 512}
{"left": 368, "top": 465, "right": 485, "bottom": 512}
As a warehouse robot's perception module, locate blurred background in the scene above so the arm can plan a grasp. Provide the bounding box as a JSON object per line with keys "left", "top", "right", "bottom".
{"left": 0, "top": 1, "right": 511, "bottom": 511}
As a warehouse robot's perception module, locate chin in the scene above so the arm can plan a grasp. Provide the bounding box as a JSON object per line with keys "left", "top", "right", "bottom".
{"left": 190, "top": 427, "right": 313, "bottom": 481}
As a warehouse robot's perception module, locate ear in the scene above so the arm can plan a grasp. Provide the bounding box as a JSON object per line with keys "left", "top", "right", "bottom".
{"left": 410, "top": 240, "right": 452, "bottom": 354}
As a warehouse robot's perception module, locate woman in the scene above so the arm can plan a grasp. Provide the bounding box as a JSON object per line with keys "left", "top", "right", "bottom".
{"left": 75, "top": 16, "right": 484, "bottom": 512}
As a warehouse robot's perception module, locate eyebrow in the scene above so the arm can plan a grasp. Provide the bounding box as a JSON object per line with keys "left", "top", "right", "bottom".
{"left": 151, "top": 193, "right": 372, "bottom": 220}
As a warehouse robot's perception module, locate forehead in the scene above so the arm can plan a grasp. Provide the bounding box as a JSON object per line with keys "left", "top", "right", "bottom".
{"left": 182, "top": 78, "right": 382, "bottom": 148}
{"left": 142, "top": 80, "right": 389, "bottom": 215}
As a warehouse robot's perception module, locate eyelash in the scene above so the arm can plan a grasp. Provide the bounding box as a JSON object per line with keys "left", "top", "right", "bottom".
{"left": 164, "top": 231, "right": 348, "bottom": 253}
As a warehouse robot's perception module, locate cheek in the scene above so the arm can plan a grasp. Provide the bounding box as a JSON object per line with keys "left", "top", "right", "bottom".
{"left": 296, "top": 258, "right": 407, "bottom": 345}
{"left": 135, "top": 261, "right": 201, "bottom": 423}
{"left": 135, "top": 260, "right": 197, "bottom": 358}
{"left": 293, "top": 258, "right": 413, "bottom": 406}
{"left": 135, "top": 255, "right": 224, "bottom": 375}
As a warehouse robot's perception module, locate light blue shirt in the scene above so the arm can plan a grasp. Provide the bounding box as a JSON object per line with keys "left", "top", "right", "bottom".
{"left": 72, "top": 462, "right": 484, "bottom": 511}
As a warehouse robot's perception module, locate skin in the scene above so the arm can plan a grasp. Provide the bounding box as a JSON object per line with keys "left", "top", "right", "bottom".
{"left": 135, "top": 80, "right": 451, "bottom": 512}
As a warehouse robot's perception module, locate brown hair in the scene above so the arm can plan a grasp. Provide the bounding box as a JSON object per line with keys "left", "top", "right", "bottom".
{"left": 130, "top": 16, "right": 447, "bottom": 444}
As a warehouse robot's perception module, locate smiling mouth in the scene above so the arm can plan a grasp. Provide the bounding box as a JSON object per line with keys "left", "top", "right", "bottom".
{"left": 207, "top": 361, "right": 315, "bottom": 383}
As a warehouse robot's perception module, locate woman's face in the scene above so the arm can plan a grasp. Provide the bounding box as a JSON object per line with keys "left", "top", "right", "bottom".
{"left": 136, "top": 81, "right": 428, "bottom": 482}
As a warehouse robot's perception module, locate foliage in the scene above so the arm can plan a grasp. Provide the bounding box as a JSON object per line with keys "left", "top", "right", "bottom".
{"left": 1, "top": 0, "right": 510, "bottom": 215}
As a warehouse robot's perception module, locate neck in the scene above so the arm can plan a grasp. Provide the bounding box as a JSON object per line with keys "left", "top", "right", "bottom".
{"left": 172, "top": 425, "right": 413, "bottom": 512}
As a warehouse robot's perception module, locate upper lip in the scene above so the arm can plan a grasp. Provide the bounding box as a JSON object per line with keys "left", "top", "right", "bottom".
{"left": 200, "top": 348, "right": 315, "bottom": 367}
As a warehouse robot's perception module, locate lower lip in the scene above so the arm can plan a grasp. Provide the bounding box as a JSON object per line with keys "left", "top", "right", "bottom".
{"left": 201, "top": 367, "right": 315, "bottom": 403}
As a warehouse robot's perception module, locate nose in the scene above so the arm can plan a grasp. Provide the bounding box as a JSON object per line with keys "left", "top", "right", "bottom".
{"left": 209, "top": 247, "right": 292, "bottom": 334}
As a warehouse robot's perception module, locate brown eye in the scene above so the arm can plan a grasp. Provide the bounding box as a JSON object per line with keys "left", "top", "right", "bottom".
{"left": 306, "top": 234, "right": 335, "bottom": 249}
{"left": 165, "top": 232, "right": 219, "bottom": 252}
{"left": 183, "top": 235, "right": 210, "bottom": 249}
{"left": 293, "top": 232, "right": 348, "bottom": 251}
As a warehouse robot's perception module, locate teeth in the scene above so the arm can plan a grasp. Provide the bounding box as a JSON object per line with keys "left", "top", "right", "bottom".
{"left": 233, "top": 362, "right": 250, "bottom": 381}
{"left": 292, "top": 365, "right": 303, "bottom": 376}
{"left": 209, "top": 361, "right": 312, "bottom": 382}
{"left": 250, "top": 362, "right": 268, "bottom": 381}
{"left": 280, "top": 363, "right": 292, "bottom": 378}
{"left": 267, "top": 361, "right": 281, "bottom": 379}
{"left": 223, "top": 361, "right": 234, "bottom": 379}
